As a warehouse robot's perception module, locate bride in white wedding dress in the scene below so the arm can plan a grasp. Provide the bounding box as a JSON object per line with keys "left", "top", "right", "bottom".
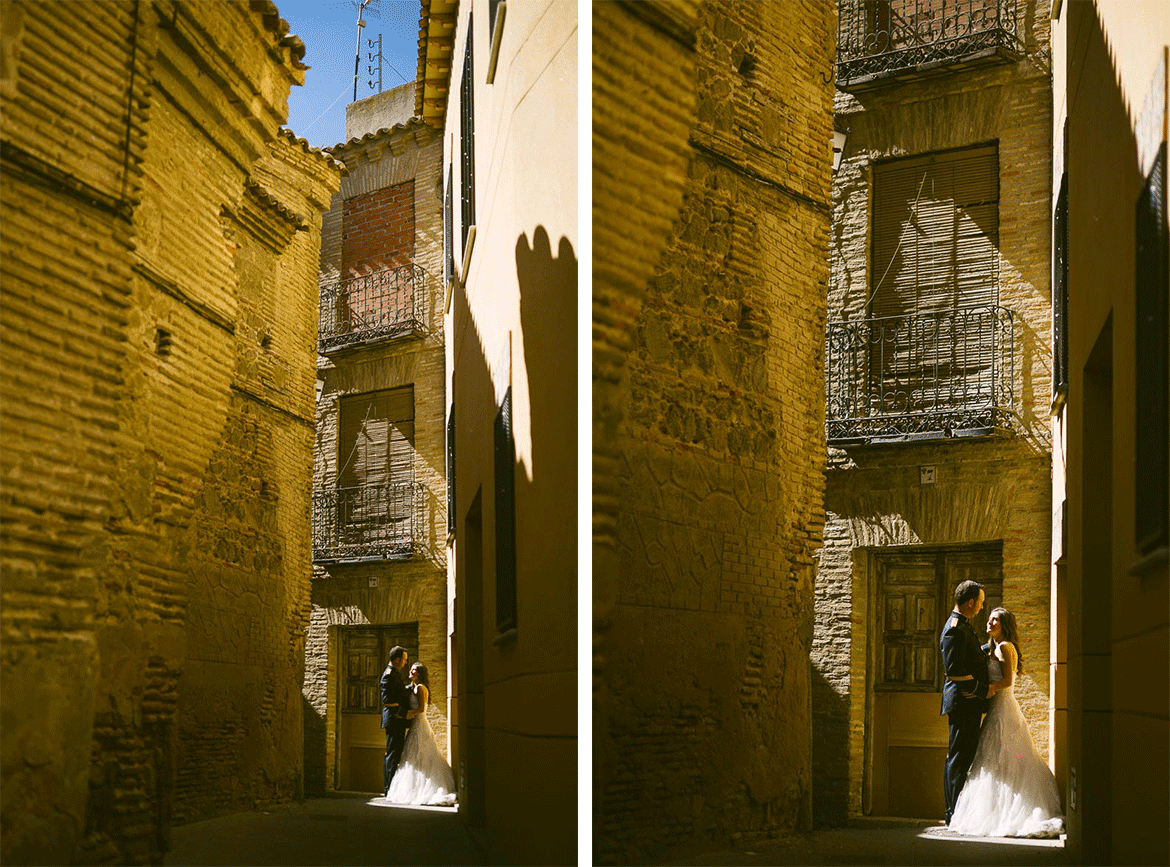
{"left": 949, "top": 607, "right": 1064, "bottom": 838}
{"left": 385, "top": 663, "right": 458, "bottom": 806}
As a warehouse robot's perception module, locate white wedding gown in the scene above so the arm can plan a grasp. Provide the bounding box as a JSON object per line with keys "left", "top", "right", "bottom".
{"left": 949, "top": 648, "right": 1064, "bottom": 838}
{"left": 385, "top": 686, "right": 458, "bottom": 806}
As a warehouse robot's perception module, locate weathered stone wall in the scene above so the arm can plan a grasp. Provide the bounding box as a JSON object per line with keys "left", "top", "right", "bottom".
{"left": 593, "top": 1, "right": 835, "bottom": 862}
{"left": 812, "top": 3, "right": 1054, "bottom": 825}
{"left": 0, "top": 2, "right": 339, "bottom": 863}
{"left": 303, "top": 119, "right": 448, "bottom": 795}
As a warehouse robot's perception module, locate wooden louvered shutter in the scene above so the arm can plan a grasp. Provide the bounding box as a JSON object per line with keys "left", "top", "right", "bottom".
{"left": 338, "top": 387, "right": 415, "bottom": 548}
{"left": 868, "top": 145, "right": 1000, "bottom": 420}
{"left": 339, "top": 387, "right": 415, "bottom": 489}
{"left": 871, "top": 144, "right": 999, "bottom": 317}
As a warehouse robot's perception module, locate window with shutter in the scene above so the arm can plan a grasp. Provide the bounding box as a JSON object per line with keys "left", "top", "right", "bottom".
{"left": 859, "top": 144, "right": 1007, "bottom": 436}
{"left": 871, "top": 144, "right": 999, "bottom": 317}
{"left": 330, "top": 386, "right": 417, "bottom": 556}
{"left": 459, "top": 17, "right": 476, "bottom": 257}
{"left": 494, "top": 388, "right": 516, "bottom": 636}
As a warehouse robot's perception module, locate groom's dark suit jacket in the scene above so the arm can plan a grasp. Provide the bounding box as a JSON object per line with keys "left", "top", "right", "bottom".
{"left": 380, "top": 664, "right": 409, "bottom": 728}
{"left": 939, "top": 611, "right": 989, "bottom": 715}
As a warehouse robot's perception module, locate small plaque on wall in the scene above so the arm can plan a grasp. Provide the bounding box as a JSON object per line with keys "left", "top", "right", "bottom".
{"left": 920, "top": 465, "right": 936, "bottom": 485}
{"left": 368, "top": 576, "right": 379, "bottom": 589}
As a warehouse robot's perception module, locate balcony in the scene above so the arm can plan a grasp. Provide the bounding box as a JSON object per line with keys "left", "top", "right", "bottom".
{"left": 836, "top": 0, "right": 1022, "bottom": 92}
{"left": 319, "top": 264, "right": 426, "bottom": 354}
{"left": 312, "top": 481, "right": 424, "bottom": 562}
{"left": 825, "top": 305, "right": 1015, "bottom": 444}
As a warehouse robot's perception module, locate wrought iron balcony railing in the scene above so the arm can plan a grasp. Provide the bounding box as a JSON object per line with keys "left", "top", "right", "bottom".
{"left": 825, "top": 305, "right": 1014, "bottom": 444}
{"left": 312, "top": 481, "right": 424, "bottom": 562}
{"left": 319, "top": 263, "right": 426, "bottom": 354}
{"left": 836, "top": 0, "right": 1022, "bottom": 91}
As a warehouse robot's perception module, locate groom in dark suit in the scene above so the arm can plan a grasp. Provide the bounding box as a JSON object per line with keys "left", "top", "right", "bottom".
{"left": 939, "top": 579, "right": 989, "bottom": 825}
{"left": 380, "top": 645, "right": 411, "bottom": 796}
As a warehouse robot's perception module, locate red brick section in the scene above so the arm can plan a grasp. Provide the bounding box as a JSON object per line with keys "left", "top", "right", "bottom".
{"left": 341, "top": 180, "right": 415, "bottom": 274}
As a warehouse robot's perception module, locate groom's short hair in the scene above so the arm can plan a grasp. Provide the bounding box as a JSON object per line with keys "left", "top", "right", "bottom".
{"left": 389, "top": 645, "right": 408, "bottom": 663}
{"left": 954, "top": 580, "right": 984, "bottom": 607}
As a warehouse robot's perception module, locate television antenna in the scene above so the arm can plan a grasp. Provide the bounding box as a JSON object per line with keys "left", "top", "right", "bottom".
{"left": 351, "top": 0, "right": 378, "bottom": 101}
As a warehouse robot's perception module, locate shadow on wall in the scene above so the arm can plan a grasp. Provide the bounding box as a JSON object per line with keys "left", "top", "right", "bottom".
{"left": 447, "top": 226, "right": 577, "bottom": 861}
{"left": 516, "top": 227, "right": 578, "bottom": 493}
{"left": 303, "top": 693, "right": 326, "bottom": 797}
{"left": 811, "top": 666, "right": 851, "bottom": 828}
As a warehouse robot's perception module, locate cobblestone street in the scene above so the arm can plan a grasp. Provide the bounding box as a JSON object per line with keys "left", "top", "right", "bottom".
{"left": 165, "top": 794, "right": 485, "bottom": 866}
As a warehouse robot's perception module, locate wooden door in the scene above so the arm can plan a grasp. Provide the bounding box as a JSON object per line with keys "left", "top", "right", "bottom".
{"left": 871, "top": 544, "right": 1002, "bottom": 818}
{"left": 338, "top": 623, "right": 419, "bottom": 792}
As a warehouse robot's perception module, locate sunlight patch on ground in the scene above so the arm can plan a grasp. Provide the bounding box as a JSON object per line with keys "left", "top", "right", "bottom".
{"left": 364, "top": 797, "right": 459, "bottom": 813}
{"left": 918, "top": 825, "right": 1066, "bottom": 848}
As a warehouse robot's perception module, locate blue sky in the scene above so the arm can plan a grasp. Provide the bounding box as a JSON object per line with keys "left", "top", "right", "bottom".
{"left": 276, "top": 0, "right": 421, "bottom": 149}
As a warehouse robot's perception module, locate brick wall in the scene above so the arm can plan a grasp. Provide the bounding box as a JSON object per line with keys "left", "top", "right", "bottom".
{"left": 812, "top": 2, "right": 1054, "bottom": 825}
{"left": 0, "top": 2, "right": 339, "bottom": 863}
{"left": 304, "top": 120, "right": 448, "bottom": 795}
{"left": 341, "top": 180, "right": 416, "bottom": 273}
{"left": 593, "top": 2, "right": 835, "bottom": 862}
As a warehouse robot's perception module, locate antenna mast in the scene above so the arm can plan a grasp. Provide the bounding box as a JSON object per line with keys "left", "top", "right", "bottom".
{"left": 367, "top": 34, "right": 383, "bottom": 94}
{"left": 353, "top": 0, "right": 372, "bottom": 101}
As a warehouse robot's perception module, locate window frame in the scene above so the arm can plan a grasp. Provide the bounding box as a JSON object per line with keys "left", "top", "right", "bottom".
{"left": 493, "top": 387, "right": 517, "bottom": 640}
{"left": 459, "top": 15, "right": 476, "bottom": 275}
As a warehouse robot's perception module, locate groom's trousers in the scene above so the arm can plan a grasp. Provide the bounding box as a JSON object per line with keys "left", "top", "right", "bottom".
{"left": 944, "top": 703, "right": 984, "bottom": 823}
{"left": 384, "top": 717, "right": 409, "bottom": 794}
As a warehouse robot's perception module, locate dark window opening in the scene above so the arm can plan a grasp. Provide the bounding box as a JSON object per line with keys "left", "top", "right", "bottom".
{"left": 444, "top": 165, "right": 454, "bottom": 284}
{"left": 494, "top": 387, "right": 516, "bottom": 635}
{"left": 1053, "top": 173, "right": 1069, "bottom": 402}
{"left": 459, "top": 17, "right": 476, "bottom": 256}
{"left": 447, "top": 404, "right": 456, "bottom": 537}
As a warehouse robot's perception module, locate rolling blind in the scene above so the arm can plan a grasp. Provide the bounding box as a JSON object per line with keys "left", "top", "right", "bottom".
{"left": 338, "top": 386, "right": 415, "bottom": 489}
{"left": 871, "top": 144, "right": 999, "bottom": 318}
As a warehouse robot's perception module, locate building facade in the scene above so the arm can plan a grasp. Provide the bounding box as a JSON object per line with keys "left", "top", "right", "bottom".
{"left": 1, "top": 1, "right": 339, "bottom": 863}
{"left": 593, "top": 1, "right": 835, "bottom": 862}
{"left": 418, "top": 1, "right": 578, "bottom": 863}
{"left": 813, "top": 0, "right": 1055, "bottom": 824}
{"left": 1050, "top": 1, "right": 1168, "bottom": 863}
{"left": 302, "top": 83, "right": 450, "bottom": 797}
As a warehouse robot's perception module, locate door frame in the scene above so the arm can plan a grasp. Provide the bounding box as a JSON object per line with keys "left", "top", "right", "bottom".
{"left": 861, "top": 540, "right": 1004, "bottom": 816}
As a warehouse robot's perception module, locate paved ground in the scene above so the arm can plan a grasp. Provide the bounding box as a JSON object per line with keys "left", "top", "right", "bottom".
{"left": 664, "top": 819, "right": 1067, "bottom": 867}
{"left": 165, "top": 793, "right": 485, "bottom": 866}
{"left": 166, "top": 801, "right": 1066, "bottom": 867}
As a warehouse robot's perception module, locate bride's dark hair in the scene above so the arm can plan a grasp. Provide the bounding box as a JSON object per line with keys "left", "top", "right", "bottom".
{"left": 991, "top": 607, "right": 1024, "bottom": 674}
{"left": 411, "top": 662, "right": 430, "bottom": 689}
